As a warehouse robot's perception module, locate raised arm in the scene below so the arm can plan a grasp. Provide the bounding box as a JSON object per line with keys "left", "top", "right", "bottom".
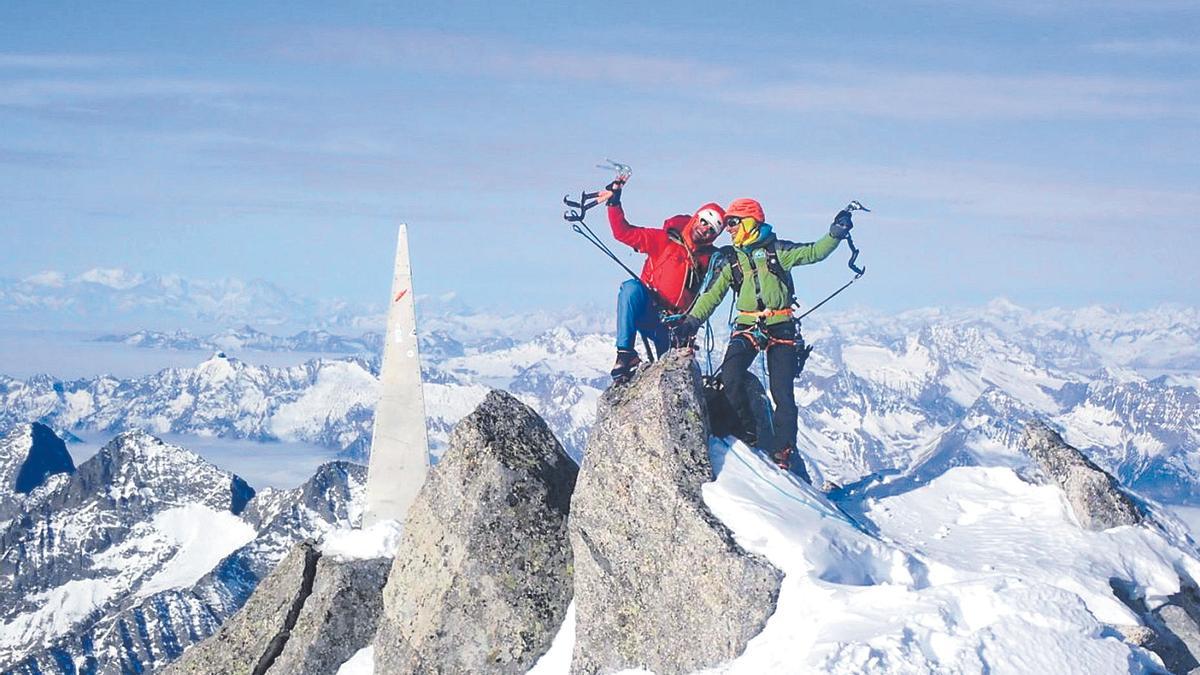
{"left": 776, "top": 234, "right": 841, "bottom": 269}
{"left": 607, "top": 203, "right": 663, "bottom": 254}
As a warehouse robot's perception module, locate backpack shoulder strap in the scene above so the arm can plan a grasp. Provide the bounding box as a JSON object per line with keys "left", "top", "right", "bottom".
{"left": 718, "top": 245, "right": 743, "bottom": 290}
{"left": 764, "top": 241, "right": 796, "bottom": 306}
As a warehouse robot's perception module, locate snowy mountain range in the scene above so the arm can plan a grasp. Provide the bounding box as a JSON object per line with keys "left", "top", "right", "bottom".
{"left": 0, "top": 326, "right": 607, "bottom": 461}
{"left": 0, "top": 268, "right": 609, "bottom": 338}
{"left": 0, "top": 423, "right": 365, "bottom": 674}
{"left": 92, "top": 326, "right": 385, "bottom": 355}
{"left": 0, "top": 269, "right": 377, "bottom": 332}
{"left": 2, "top": 302, "right": 1197, "bottom": 506}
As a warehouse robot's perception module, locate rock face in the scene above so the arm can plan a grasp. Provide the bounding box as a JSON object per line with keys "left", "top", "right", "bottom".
{"left": 269, "top": 554, "right": 391, "bottom": 675}
{"left": 569, "top": 350, "right": 782, "bottom": 675}
{"left": 165, "top": 543, "right": 320, "bottom": 675}
{"left": 374, "top": 389, "right": 577, "bottom": 674}
{"left": 1021, "top": 421, "right": 1142, "bottom": 530}
{"left": 0, "top": 423, "right": 76, "bottom": 525}
{"left": 165, "top": 542, "right": 390, "bottom": 675}
{"left": 1156, "top": 600, "right": 1200, "bottom": 675}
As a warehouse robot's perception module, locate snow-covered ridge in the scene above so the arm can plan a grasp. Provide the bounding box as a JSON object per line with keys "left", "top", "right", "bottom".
{"left": 706, "top": 438, "right": 1200, "bottom": 672}
{"left": 529, "top": 436, "right": 1200, "bottom": 673}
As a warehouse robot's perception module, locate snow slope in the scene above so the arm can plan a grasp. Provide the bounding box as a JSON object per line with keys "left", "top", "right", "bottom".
{"left": 528, "top": 438, "right": 1200, "bottom": 674}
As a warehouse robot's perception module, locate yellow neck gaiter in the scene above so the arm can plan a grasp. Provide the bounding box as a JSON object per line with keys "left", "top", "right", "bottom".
{"left": 732, "top": 220, "right": 761, "bottom": 248}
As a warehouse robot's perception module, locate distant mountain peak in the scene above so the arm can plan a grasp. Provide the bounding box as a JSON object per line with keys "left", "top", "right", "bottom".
{"left": 77, "top": 267, "right": 146, "bottom": 290}
{"left": 86, "top": 430, "right": 255, "bottom": 515}
{"left": 0, "top": 422, "right": 75, "bottom": 500}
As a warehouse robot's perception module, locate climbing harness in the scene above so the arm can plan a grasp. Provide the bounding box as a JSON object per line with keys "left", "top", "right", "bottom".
{"left": 732, "top": 321, "right": 796, "bottom": 352}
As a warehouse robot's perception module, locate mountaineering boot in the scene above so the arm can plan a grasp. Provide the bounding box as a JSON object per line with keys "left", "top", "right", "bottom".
{"left": 610, "top": 349, "right": 642, "bottom": 385}
{"left": 771, "top": 446, "right": 792, "bottom": 469}
{"left": 772, "top": 446, "right": 812, "bottom": 484}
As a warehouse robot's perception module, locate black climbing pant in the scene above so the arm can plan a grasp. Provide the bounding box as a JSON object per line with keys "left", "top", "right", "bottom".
{"left": 718, "top": 321, "right": 798, "bottom": 452}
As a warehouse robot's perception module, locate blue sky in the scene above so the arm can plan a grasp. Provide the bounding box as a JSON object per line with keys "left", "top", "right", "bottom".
{"left": 1, "top": 0, "right": 1197, "bottom": 317}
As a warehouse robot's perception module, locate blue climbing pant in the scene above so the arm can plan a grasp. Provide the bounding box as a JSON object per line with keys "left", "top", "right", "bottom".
{"left": 615, "top": 279, "right": 670, "bottom": 357}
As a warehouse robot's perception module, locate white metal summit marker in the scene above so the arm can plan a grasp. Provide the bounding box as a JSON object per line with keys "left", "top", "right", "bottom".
{"left": 364, "top": 224, "right": 430, "bottom": 526}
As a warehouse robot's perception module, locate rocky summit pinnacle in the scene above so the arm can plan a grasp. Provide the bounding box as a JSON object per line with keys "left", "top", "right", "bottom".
{"left": 373, "top": 389, "right": 578, "bottom": 674}
{"left": 569, "top": 350, "right": 782, "bottom": 675}
{"left": 1021, "top": 421, "right": 1142, "bottom": 531}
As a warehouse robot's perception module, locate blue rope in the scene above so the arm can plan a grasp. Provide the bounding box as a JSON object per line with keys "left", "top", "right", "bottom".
{"left": 720, "top": 440, "right": 863, "bottom": 530}
{"left": 704, "top": 320, "right": 714, "bottom": 375}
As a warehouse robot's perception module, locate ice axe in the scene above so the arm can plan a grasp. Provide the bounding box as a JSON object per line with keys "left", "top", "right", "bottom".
{"left": 596, "top": 158, "right": 632, "bottom": 183}
{"left": 841, "top": 201, "right": 869, "bottom": 277}
{"left": 562, "top": 158, "right": 633, "bottom": 222}
{"left": 794, "top": 200, "right": 871, "bottom": 322}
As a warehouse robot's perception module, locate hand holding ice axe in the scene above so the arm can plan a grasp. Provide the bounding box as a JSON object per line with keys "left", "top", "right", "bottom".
{"left": 594, "top": 158, "right": 632, "bottom": 205}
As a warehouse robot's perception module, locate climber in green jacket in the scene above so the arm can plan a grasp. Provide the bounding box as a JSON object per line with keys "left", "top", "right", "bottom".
{"left": 673, "top": 198, "right": 853, "bottom": 481}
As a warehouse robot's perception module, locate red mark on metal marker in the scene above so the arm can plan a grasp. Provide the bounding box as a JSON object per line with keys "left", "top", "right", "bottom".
{"left": 394, "top": 289, "right": 408, "bottom": 303}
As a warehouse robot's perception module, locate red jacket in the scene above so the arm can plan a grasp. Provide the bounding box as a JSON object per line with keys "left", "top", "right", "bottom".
{"left": 608, "top": 203, "right": 720, "bottom": 313}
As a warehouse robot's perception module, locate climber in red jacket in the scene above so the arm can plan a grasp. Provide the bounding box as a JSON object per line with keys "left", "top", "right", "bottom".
{"left": 598, "top": 178, "right": 724, "bottom": 384}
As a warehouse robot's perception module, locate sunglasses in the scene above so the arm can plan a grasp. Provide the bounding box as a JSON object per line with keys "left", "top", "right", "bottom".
{"left": 724, "top": 215, "right": 757, "bottom": 231}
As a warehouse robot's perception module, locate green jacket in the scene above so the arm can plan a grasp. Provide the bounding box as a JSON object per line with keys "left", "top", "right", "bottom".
{"left": 689, "top": 231, "right": 842, "bottom": 326}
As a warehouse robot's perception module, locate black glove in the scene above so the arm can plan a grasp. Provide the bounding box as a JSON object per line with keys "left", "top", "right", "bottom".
{"left": 669, "top": 315, "right": 702, "bottom": 347}
{"left": 605, "top": 180, "right": 624, "bottom": 207}
{"left": 829, "top": 209, "right": 854, "bottom": 239}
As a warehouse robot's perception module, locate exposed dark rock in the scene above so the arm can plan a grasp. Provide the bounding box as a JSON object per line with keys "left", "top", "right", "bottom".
{"left": 1111, "top": 577, "right": 1200, "bottom": 674}
{"left": 569, "top": 350, "right": 782, "bottom": 674}
{"left": 10, "top": 423, "right": 75, "bottom": 494}
{"left": 374, "top": 389, "right": 577, "bottom": 674}
{"left": 1154, "top": 582, "right": 1200, "bottom": 675}
{"left": 1021, "top": 421, "right": 1141, "bottom": 531}
{"left": 704, "top": 373, "right": 773, "bottom": 450}
{"left": 0, "top": 423, "right": 75, "bottom": 521}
